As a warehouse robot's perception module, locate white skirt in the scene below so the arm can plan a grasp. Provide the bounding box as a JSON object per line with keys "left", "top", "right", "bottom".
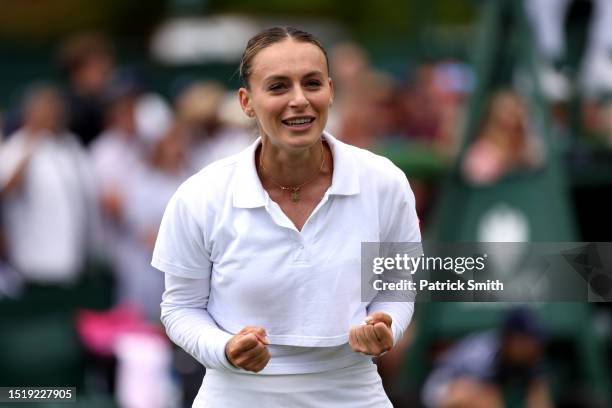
{"left": 192, "top": 359, "right": 393, "bottom": 408}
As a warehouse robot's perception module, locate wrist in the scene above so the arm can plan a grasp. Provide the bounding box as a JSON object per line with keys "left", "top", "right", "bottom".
{"left": 224, "top": 339, "right": 238, "bottom": 368}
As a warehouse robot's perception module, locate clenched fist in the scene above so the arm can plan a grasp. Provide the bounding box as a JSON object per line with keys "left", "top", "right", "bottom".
{"left": 349, "top": 312, "right": 393, "bottom": 357}
{"left": 225, "top": 326, "right": 271, "bottom": 373}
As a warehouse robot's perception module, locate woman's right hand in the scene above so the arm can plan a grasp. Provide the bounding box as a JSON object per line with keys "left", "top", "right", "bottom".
{"left": 224, "top": 327, "right": 271, "bottom": 373}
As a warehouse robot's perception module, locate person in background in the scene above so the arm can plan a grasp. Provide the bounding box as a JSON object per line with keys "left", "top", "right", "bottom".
{"left": 175, "top": 80, "right": 255, "bottom": 174}
{"left": 122, "top": 126, "right": 189, "bottom": 321}
{"left": 462, "top": 90, "right": 544, "bottom": 186}
{"left": 422, "top": 308, "right": 552, "bottom": 408}
{"left": 90, "top": 81, "right": 144, "bottom": 224}
{"left": 58, "top": 32, "right": 116, "bottom": 146}
{"left": 89, "top": 82, "right": 146, "bottom": 305}
{"left": 0, "top": 83, "right": 99, "bottom": 285}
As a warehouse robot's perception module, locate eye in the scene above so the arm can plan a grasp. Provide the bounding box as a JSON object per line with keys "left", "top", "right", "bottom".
{"left": 268, "top": 82, "right": 287, "bottom": 92}
{"left": 305, "top": 79, "right": 322, "bottom": 89}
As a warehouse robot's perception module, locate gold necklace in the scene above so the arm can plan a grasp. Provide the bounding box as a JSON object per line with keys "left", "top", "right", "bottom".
{"left": 259, "top": 141, "right": 325, "bottom": 203}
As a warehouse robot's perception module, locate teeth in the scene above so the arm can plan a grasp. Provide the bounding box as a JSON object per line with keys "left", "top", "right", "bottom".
{"left": 285, "top": 118, "right": 312, "bottom": 125}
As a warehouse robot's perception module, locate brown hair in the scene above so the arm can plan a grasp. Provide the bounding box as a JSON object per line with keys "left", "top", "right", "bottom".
{"left": 58, "top": 32, "right": 113, "bottom": 76}
{"left": 239, "top": 26, "right": 329, "bottom": 89}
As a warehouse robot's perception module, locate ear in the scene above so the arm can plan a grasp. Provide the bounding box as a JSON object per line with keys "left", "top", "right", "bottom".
{"left": 238, "top": 87, "right": 254, "bottom": 117}
{"left": 328, "top": 77, "right": 334, "bottom": 106}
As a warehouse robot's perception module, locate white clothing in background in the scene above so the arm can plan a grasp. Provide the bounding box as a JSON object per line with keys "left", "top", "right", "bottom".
{"left": 89, "top": 129, "right": 145, "bottom": 304}
{"left": 122, "top": 166, "right": 185, "bottom": 321}
{"left": 0, "top": 130, "right": 97, "bottom": 283}
{"left": 186, "top": 126, "right": 255, "bottom": 174}
{"left": 90, "top": 130, "right": 143, "bottom": 196}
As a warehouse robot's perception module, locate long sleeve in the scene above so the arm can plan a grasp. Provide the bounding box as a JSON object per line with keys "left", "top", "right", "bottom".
{"left": 153, "top": 187, "right": 236, "bottom": 370}
{"left": 367, "top": 166, "right": 422, "bottom": 346}
{"left": 367, "top": 299, "right": 415, "bottom": 346}
{"left": 160, "top": 273, "right": 235, "bottom": 370}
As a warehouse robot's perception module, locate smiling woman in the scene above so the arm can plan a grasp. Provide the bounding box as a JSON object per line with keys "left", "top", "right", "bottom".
{"left": 152, "top": 26, "right": 422, "bottom": 407}
{"left": 238, "top": 28, "right": 335, "bottom": 218}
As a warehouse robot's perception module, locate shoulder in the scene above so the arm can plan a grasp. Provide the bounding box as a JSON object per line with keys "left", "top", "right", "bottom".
{"left": 1, "top": 129, "right": 28, "bottom": 150}
{"left": 333, "top": 135, "right": 407, "bottom": 184}
{"left": 330, "top": 135, "right": 410, "bottom": 200}
{"left": 171, "top": 148, "right": 245, "bottom": 209}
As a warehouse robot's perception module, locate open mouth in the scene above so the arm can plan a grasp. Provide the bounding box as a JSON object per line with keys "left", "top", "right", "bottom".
{"left": 281, "top": 117, "right": 315, "bottom": 127}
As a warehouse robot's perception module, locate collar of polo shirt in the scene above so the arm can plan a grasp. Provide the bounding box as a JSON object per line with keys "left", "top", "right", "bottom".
{"left": 232, "top": 131, "right": 361, "bottom": 208}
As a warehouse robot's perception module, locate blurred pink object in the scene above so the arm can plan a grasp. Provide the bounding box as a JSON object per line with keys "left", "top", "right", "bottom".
{"left": 462, "top": 139, "right": 507, "bottom": 185}
{"left": 76, "top": 304, "right": 165, "bottom": 357}
{"left": 115, "top": 332, "right": 177, "bottom": 408}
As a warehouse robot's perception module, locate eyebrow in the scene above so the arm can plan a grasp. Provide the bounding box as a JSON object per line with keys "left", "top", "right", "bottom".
{"left": 263, "top": 70, "right": 324, "bottom": 84}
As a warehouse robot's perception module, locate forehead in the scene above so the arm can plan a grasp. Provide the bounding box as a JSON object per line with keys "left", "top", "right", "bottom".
{"left": 249, "top": 39, "right": 328, "bottom": 82}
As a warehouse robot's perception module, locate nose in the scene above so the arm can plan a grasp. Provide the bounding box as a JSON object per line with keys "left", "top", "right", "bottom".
{"left": 288, "top": 86, "right": 309, "bottom": 109}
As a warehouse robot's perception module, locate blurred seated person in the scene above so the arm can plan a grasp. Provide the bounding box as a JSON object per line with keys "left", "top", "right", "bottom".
{"left": 462, "top": 90, "right": 544, "bottom": 186}
{"left": 0, "top": 84, "right": 98, "bottom": 285}
{"left": 422, "top": 308, "right": 552, "bottom": 408}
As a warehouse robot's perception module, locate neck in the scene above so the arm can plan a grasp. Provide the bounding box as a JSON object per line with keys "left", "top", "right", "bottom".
{"left": 258, "top": 137, "right": 327, "bottom": 187}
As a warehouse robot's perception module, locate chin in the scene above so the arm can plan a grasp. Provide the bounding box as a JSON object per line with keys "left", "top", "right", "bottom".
{"left": 278, "top": 129, "right": 322, "bottom": 150}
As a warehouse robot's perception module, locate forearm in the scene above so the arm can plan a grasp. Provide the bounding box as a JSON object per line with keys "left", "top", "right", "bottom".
{"left": 160, "top": 274, "right": 234, "bottom": 370}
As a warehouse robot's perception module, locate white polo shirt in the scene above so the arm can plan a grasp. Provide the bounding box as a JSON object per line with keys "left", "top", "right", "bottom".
{"left": 153, "top": 132, "right": 420, "bottom": 371}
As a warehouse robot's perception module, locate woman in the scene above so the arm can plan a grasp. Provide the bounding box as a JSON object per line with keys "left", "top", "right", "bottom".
{"left": 153, "top": 26, "right": 421, "bottom": 407}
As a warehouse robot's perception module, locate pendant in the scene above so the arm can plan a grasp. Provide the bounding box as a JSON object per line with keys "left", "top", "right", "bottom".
{"left": 291, "top": 189, "right": 300, "bottom": 202}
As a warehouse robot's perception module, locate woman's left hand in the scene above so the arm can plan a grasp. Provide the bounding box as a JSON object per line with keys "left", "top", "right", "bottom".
{"left": 349, "top": 312, "right": 393, "bottom": 357}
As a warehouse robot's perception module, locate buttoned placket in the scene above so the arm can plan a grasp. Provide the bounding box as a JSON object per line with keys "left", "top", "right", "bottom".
{"left": 263, "top": 190, "right": 332, "bottom": 264}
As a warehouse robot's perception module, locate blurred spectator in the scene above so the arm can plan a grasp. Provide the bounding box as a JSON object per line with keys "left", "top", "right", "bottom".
{"left": 397, "top": 64, "right": 442, "bottom": 143}
{"left": 422, "top": 308, "right": 552, "bottom": 408}
{"left": 462, "top": 90, "right": 544, "bottom": 185}
{"left": 58, "top": 32, "right": 116, "bottom": 146}
{"left": 395, "top": 62, "right": 471, "bottom": 157}
{"left": 90, "top": 83, "right": 146, "bottom": 307}
{"left": 327, "top": 42, "right": 370, "bottom": 136}
{"left": 121, "top": 127, "right": 189, "bottom": 321}
{"left": 328, "top": 42, "right": 403, "bottom": 149}
{"left": 90, "top": 82, "right": 144, "bottom": 223}
{"left": 0, "top": 84, "right": 99, "bottom": 284}
{"left": 175, "top": 81, "right": 254, "bottom": 173}
{"left": 134, "top": 92, "right": 174, "bottom": 144}
{"left": 336, "top": 69, "right": 397, "bottom": 149}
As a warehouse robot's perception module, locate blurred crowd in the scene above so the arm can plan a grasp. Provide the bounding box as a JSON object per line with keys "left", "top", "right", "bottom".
{"left": 0, "top": 34, "right": 257, "bottom": 320}
{"left": 1, "top": 0, "right": 612, "bottom": 403}
{"left": 0, "top": 32, "right": 478, "bottom": 307}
